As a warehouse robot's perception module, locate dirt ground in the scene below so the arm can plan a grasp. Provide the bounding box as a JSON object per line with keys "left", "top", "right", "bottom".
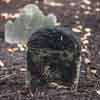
{"left": 0, "top": 0, "right": 100, "bottom": 99}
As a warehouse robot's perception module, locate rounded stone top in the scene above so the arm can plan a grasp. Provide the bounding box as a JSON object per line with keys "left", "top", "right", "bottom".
{"left": 27, "top": 26, "right": 80, "bottom": 50}
{"left": 27, "top": 26, "right": 81, "bottom": 87}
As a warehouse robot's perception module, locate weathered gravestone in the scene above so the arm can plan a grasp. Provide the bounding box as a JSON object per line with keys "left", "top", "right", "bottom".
{"left": 27, "top": 26, "right": 81, "bottom": 91}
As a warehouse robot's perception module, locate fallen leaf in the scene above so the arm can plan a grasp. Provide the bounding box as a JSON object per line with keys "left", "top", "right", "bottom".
{"left": 7, "top": 48, "right": 18, "bottom": 53}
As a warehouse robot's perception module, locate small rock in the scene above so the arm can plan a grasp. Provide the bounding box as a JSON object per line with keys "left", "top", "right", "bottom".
{"left": 96, "top": 90, "right": 100, "bottom": 95}
{"left": 84, "top": 58, "right": 91, "bottom": 64}
{"left": 81, "top": 48, "right": 89, "bottom": 54}
{"left": 80, "top": 4, "right": 86, "bottom": 9}
{"left": 45, "top": 1, "right": 64, "bottom": 7}
{"left": 82, "top": 40, "right": 89, "bottom": 44}
{"left": 0, "top": 60, "right": 4, "bottom": 67}
{"left": 81, "top": 70, "right": 86, "bottom": 73}
{"left": 82, "top": 0, "right": 91, "bottom": 5}
{"left": 17, "top": 44, "right": 25, "bottom": 51}
{"left": 72, "top": 27, "right": 81, "bottom": 32}
{"left": 84, "top": 11, "right": 91, "bottom": 15}
{"left": 84, "top": 28, "right": 92, "bottom": 32}
{"left": 95, "top": 8, "right": 100, "bottom": 12}
{"left": 91, "top": 69, "right": 97, "bottom": 74}
{"left": 87, "top": 6, "right": 92, "bottom": 10}
{"left": 77, "top": 25, "right": 83, "bottom": 30}
{"left": 74, "top": 15, "right": 79, "bottom": 19}
{"left": 85, "top": 32, "right": 91, "bottom": 37}
{"left": 20, "top": 68, "right": 27, "bottom": 72}
{"left": 69, "top": 2, "right": 76, "bottom": 7}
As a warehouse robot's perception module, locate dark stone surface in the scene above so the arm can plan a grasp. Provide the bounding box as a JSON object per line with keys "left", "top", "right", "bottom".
{"left": 27, "top": 26, "right": 80, "bottom": 88}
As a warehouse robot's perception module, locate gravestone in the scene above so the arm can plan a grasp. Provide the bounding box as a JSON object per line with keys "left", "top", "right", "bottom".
{"left": 27, "top": 26, "right": 81, "bottom": 91}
